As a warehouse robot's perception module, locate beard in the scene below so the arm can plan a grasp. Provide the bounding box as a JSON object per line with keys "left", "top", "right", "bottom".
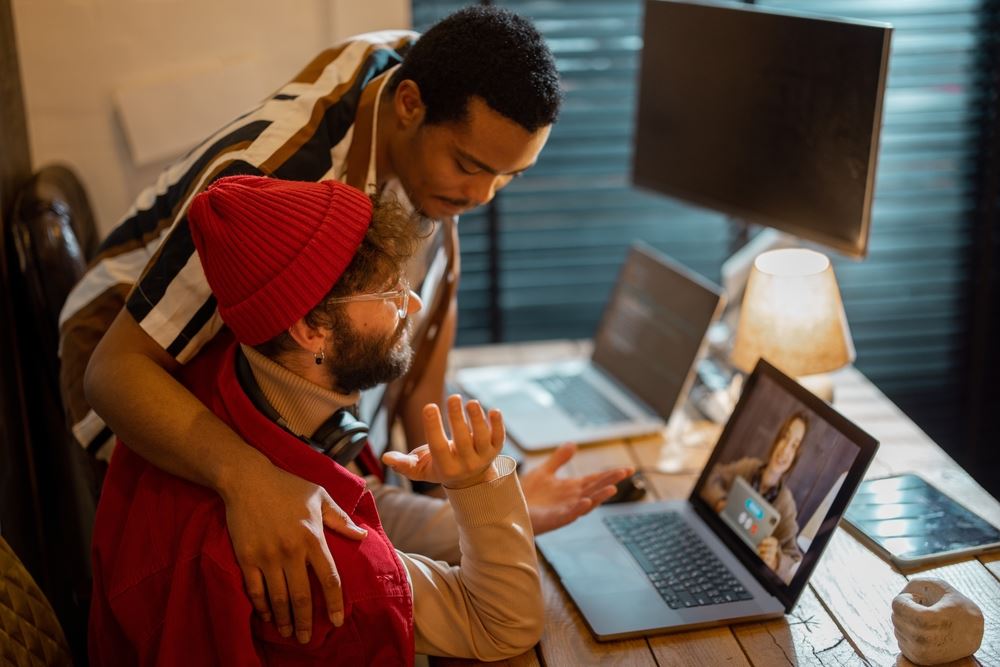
{"left": 325, "top": 310, "right": 414, "bottom": 394}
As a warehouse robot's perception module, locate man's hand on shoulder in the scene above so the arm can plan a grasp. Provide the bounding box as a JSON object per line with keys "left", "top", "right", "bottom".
{"left": 521, "top": 443, "right": 633, "bottom": 535}
{"left": 219, "top": 459, "right": 367, "bottom": 644}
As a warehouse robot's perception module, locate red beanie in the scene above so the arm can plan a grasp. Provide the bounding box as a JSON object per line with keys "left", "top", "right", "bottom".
{"left": 188, "top": 175, "right": 372, "bottom": 345}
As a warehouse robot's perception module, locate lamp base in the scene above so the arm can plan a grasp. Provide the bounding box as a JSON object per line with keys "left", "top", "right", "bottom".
{"left": 797, "top": 373, "right": 834, "bottom": 403}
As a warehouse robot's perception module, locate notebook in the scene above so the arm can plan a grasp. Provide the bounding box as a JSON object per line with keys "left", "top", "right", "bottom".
{"left": 456, "top": 242, "right": 724, "bottom": 451}
{"left": 536, "top": 359, "right": 879, "bottom": 640}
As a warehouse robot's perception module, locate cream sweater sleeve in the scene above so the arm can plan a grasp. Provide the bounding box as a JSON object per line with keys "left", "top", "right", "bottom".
{"left": 396, "top": 456, "right": 544, "bottom": 661}
{"left": 369, "top": 477, "right": 462, "bottom": 564}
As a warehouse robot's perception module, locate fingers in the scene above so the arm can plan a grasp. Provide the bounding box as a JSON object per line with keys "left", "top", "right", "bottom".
{"left": 586, "top": 484, "right": 619, "bottom": 507}
{"left": 423, "top": 403, "right": 452, "bottom": 464}
{"left": 757, "top": 538, "right": 778, "bottom": 562}
{"left": 446, "top": 394, "right": 472, "bottom": 451}
{"left": 488, "top": 408, "right": 505, "bottom": 450}
{"left": 560, "top": 498, "right": 593, "bottom": 527}
{"left": 382, "top": 451, "right": 420, "bottom": 475}
{"left": 242, "top": 566, "right": 271, "bottom": 623}
{"left": 465, "top": 400, "right": 491, "bottom": 456}
{"left": 307, "top": 539, "right": 344, "bottom": 629}
{"left": 892, "top": 593, "right": 922, "bottom": 620}
{"left": 283, "top": 560, "right": 314, "bottom": 644}
{"left": 580, "top": 468, "right": 632, "bottom": 496}
{"left": 264, "top": 567, "right": 294, "bottom": 639}
{"left": 321, "top": 495, "right": 367, "bottom": 541}
{"left": 382, "top": 447, "right": 434, "bottom": 481}
{"left": 541, "top": 442, "right": 577, "bottom": 474}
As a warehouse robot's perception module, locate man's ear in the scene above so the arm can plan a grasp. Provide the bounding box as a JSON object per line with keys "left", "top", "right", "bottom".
{"left": 287, "top": 318, "right": 325, "bottom": 355}
{"left": 393, "top": 79, "right": 426, "bottom": 130}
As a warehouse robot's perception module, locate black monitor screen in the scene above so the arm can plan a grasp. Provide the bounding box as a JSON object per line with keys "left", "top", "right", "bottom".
{"left": 633, "top": 0, "right": 891, "bottom": 258}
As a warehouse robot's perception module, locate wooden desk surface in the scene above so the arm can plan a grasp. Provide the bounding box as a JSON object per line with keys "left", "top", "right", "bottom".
{"left": 436, "top": 341, "right": 1000, "bottom": 667}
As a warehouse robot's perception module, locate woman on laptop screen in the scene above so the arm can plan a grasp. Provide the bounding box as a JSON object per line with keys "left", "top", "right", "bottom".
{"left": 701, "top": 413, "right": 808, "bottom": 582}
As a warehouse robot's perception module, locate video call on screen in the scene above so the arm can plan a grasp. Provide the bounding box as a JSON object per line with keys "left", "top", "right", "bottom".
{"left": 697, "top": 373, "right": 860, "bottom": 584}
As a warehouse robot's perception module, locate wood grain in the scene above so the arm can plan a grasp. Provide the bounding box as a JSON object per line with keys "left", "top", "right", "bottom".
{"left": 562, "top": 439, "right": 635, "bottom": 476}
{"left": 429, "top": 649, "right": 540, "bottom": 667}
{"left": 807, "top": 529, "right": 907, "bottom": 665}
{"left": 733, "top": 586, "right": 865, "bottom": 666}
{"left": 980, "top": 551, "right": 1000, "bottom": 582}
{"left": 628, "top": 433, "right": 700, "bottom": 501}
{"left": 648, "top": 626, "right": 751, "bottom": 666}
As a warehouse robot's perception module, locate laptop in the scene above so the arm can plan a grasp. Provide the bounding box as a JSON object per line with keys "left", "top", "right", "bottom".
{"left": 456, "top": 242, "right": 724, "bottom": 451}
{"left": 536, "top": 359, "right": 879, "bottom": 640}
{"left": 721, "top": 476, "right": 781, "bottom": 550}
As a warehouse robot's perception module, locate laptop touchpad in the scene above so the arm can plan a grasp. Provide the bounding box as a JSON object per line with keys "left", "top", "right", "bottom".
{"left": 544, "top": 539, "right": 649, "bottom": 592}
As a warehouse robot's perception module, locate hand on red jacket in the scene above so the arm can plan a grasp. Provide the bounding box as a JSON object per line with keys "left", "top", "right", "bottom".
{"left": 223, "top": 461, "right": 368, "bottom": 644}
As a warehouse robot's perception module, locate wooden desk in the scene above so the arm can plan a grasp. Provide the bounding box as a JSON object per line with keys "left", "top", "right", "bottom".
{"left": 437, "top": 341, "right": 1000, "bottom": 667}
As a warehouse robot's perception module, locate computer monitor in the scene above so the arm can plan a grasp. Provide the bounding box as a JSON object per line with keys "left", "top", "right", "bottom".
{"left": 632, "top": 0, "right": 892, "bottom": 259}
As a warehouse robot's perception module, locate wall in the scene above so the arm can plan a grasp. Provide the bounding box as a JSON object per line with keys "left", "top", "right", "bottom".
{"left": 12, "top": 0, "right": 410, "bottom": 237}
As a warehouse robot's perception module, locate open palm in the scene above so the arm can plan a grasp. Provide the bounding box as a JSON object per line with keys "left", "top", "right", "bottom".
{"left": 522, "top": 443, "right": 633, "bottom": 535}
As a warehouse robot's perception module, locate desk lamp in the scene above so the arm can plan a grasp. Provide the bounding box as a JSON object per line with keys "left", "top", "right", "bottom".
{"left": 730, "top": 248, "right": 854, "bottom": 402}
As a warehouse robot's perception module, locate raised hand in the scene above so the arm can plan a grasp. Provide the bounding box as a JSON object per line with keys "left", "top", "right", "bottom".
{"left": 521, "top": 443, "right": 633, "bottom": 535}
{"left": 757, "top": 536, "right": 779, "bottom": 571}
{"left": 382, "top": 394, "right": 506, "bottom": 489}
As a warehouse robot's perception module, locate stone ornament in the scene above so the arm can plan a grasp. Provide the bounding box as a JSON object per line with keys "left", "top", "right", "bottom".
{"left": 892, "top": 577, "right": 984, "bottom": 665}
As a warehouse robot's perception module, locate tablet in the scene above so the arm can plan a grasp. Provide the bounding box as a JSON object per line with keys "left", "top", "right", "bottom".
{"left": 843, "top": 473, "right": 1000, "bottom": 569}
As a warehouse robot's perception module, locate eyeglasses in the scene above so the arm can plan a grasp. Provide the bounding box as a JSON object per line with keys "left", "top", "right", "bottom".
{"left": 326, "top": 281, "right": 411, "bottom": 319}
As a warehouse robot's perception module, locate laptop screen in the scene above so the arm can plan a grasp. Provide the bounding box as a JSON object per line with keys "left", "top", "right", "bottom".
{"left": 691, "top": 360, "right": 878, "bottom": 610}
{"left": 591, "top": 243, "right": 723, "bottom": 419}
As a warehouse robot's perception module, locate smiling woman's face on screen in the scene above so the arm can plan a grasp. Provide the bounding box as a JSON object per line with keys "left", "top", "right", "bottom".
{"left": 768, "top": 417, "right": 806, "bottom": 477}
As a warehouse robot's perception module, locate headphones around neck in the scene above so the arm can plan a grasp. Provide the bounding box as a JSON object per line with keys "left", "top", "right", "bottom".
{"left": 234, "top": 346, "right": 371, "bottom": 466}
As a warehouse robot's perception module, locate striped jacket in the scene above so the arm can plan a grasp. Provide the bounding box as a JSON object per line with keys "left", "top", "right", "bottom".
{"left": 57, "top": 31, "right": 459, "bottom": 457}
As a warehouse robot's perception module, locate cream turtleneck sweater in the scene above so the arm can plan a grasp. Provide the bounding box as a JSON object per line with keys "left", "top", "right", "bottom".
{"left": 242, "top": 345, "right": 359, "bottom": 437}
{"left": 241, "top": 346, "right": 543, "bottom": 660}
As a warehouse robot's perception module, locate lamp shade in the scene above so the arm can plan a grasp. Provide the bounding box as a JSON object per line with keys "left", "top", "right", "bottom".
{"left": 731, "top": 248, "right": 855, "bottom": 376}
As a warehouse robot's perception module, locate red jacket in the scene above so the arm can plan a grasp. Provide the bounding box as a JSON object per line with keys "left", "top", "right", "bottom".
{"left": 90, "top": 333, "right": 414, "bottom": 665}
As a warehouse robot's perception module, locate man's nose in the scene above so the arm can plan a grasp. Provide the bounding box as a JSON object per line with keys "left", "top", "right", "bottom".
{"left": 463, "top": 174, "right": 501, "bottom": 207}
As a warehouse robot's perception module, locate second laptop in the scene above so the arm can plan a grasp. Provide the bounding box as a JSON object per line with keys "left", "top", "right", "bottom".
{"left": 457, "top": 242, "right": 724, "bottom": 451}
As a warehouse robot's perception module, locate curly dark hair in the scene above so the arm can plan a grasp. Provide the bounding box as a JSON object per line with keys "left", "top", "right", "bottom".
{"left": 255, "top": 194, "right": 427, "bottom": 358}
{"left": 389, "top": 6, "right": 561, "bottom": 132}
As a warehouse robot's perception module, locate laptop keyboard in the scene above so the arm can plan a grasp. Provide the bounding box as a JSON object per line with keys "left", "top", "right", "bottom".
{"left": 535, "top": 374, "right": 630, "bottom": 426}
{"left": 604, "top": 511, "right": 754, "bottom": 609}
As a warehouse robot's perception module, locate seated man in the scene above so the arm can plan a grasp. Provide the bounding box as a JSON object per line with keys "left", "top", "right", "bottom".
{"left": 90, "top": 176, "right": 543, "bottom": 664}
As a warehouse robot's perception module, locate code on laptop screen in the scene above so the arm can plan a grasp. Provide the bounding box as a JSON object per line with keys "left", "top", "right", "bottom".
{"left": 592, "top": 243, "right": 721, "bottom": 419}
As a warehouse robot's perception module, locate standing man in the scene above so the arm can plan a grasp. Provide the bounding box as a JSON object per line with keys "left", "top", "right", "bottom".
{"left": 63, "top": 6, "right": 629, "bottom": 644}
